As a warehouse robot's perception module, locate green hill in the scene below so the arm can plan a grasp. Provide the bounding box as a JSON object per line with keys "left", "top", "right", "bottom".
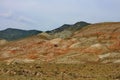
{"left": 0, "top": 28, "right": 42, "bottom": 41}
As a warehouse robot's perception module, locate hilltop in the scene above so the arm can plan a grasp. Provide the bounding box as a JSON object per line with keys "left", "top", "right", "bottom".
{"left": 46, "top": 21, "right": 90, "bottom": 34}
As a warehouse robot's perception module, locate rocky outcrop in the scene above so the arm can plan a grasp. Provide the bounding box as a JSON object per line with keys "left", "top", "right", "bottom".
{"left": 37, "top": 32, "right": 53, "bottom": 40}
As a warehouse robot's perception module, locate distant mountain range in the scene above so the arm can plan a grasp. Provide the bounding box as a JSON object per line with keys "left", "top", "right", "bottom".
{"left": 0, "top": 21, "right": 90, "bottom": 41}
{"left": 0, "top": 28, "right": 42, "bottom": 41}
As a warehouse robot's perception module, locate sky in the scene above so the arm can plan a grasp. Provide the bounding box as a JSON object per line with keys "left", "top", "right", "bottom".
{"left": 0, "top": 0, "right": 120, "bottom": 31}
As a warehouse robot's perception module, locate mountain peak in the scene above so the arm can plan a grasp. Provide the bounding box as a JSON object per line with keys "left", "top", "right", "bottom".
{"left": 74, "top": 21, "right": 90, "bottom": 26}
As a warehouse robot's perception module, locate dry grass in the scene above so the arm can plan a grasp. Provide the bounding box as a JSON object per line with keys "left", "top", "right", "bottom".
{"left": 0, "top": 62, "right": 120, "bottom": 80}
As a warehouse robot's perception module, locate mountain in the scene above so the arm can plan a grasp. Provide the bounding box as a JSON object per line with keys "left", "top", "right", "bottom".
{"left": 0, "top": 28, "right": 42, "bottom": 41}
{"left": 46, "top": 21, "right": 90, "bottom": 34}
{"left": 46, "top": 21, "right": 90, "bottom": 39}
{"left": 0, "top": 21, "right": 89, "bottom": 41}
{"left": 0, "top": 22, "right": 120, "bottom": 64}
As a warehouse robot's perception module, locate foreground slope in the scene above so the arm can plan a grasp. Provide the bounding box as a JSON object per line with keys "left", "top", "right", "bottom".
{"left": 0, "top": 22, "right": 120, "bottom": 64}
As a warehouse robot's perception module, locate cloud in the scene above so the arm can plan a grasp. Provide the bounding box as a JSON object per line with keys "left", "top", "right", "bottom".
{"left": 0, "top": 0, "right": 38, "bottom": 12}
{"left": 17, "top": 16, "right": 35, "bottom": 24}
{"left": 0, "top": 10, "right": 36, "bottom": 25}
{"left": 0, "top": 11, "right": 12, "bottom": 18}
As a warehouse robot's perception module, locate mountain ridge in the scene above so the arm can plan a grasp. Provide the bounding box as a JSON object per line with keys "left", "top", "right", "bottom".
{"left": 0, "top": 21, "right": 90, "bottom": 41}
{"left": 46, "top": 21, "right": 90, "bottom": 34}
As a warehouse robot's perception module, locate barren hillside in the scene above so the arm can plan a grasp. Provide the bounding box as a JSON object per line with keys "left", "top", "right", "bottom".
{"left": 0, "top": 22, "right": 120, "bottom": 64}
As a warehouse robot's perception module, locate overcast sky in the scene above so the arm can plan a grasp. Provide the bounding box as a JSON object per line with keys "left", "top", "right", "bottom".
{"left": 0, "top": 0, "right": 120, "bottom": 31}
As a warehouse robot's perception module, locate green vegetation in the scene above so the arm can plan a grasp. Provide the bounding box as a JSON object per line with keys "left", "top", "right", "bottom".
{"left": 0, "top": 28, "right": 42, "bottom": 41}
